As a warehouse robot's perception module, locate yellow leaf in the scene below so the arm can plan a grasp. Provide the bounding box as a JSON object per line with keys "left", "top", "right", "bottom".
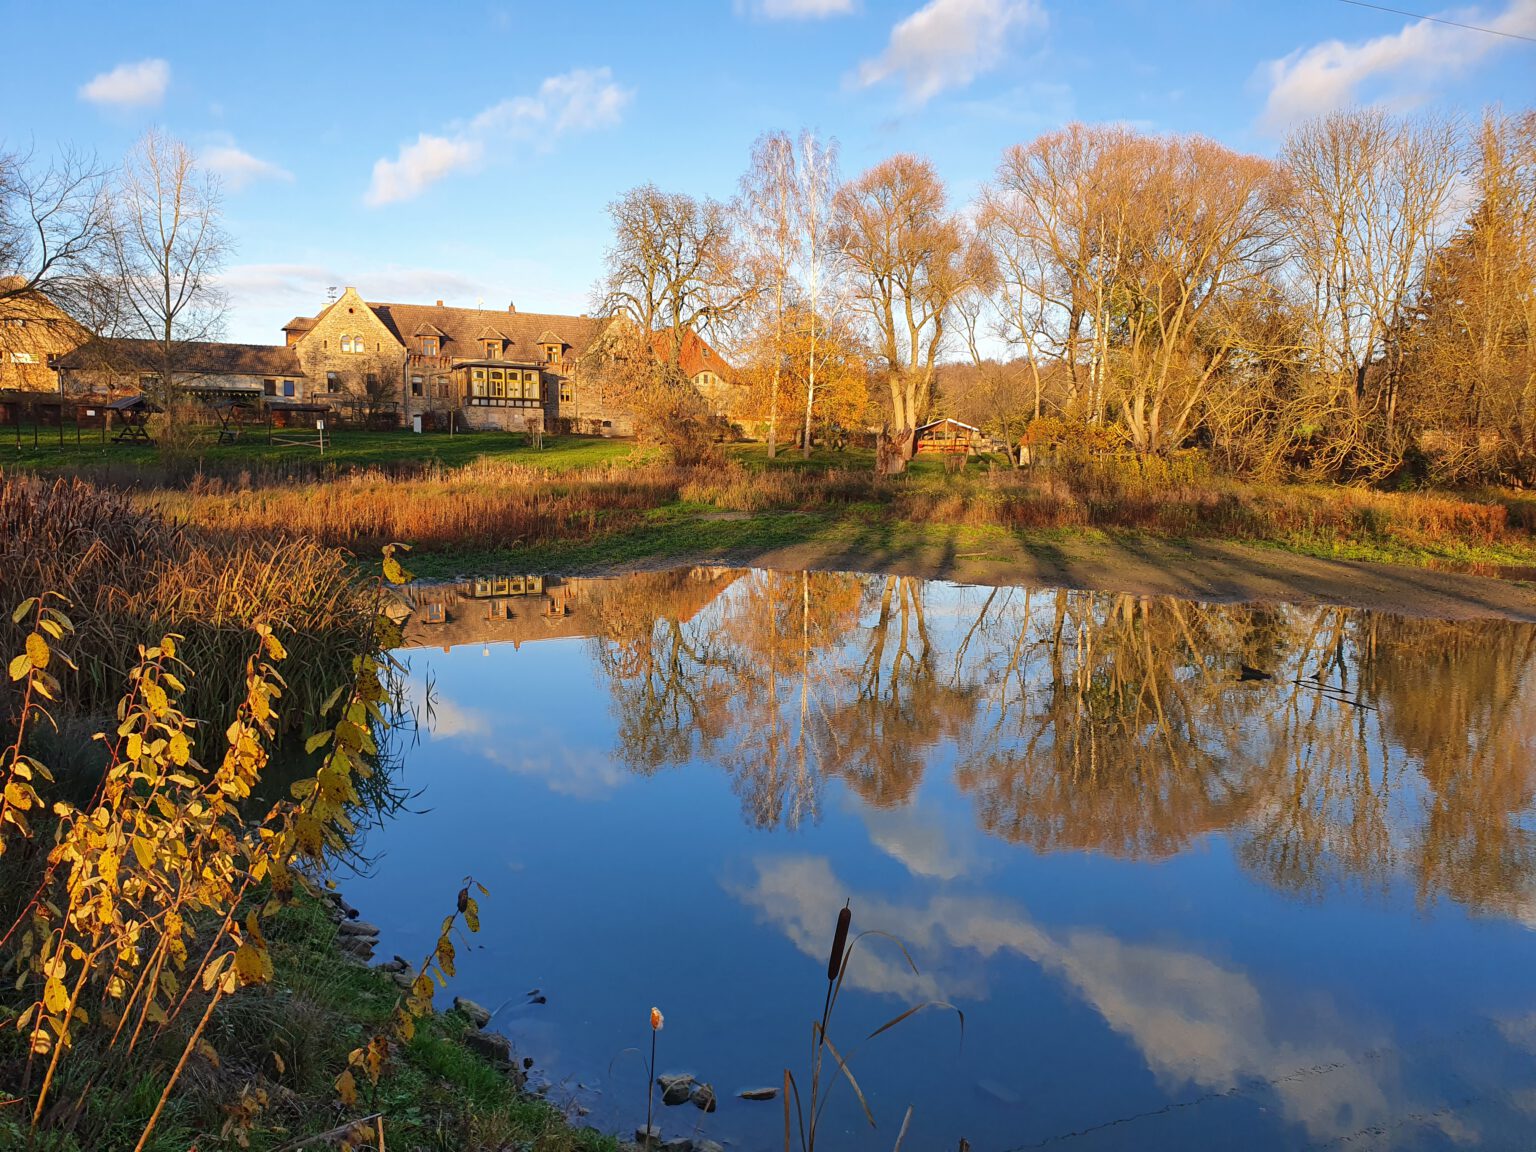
{"left": 8, "top": 653, "right": 31, "bottom": 681}
{"left": 132, "top": 837, "right": 156, "bottom": 870}
{"left": 272, "top": 1050, "right": 286, "bottom": 1075}
{"left": 234, "top": 942, "right": 272, "bottom": 986}
{"left": 335, "top": 1068, "right": 358, "bottom": 1108}
{"left": 169, "top": 731, "right": 190, "bottom": 766}
{"left": 464, "top": 896, "right": 480, "bottom": 934}
{"left": 43, "top": 976, "right": 69, "bottom": 1014}
{"left": 25, "top": 633, "right": 48, "bottom": 670}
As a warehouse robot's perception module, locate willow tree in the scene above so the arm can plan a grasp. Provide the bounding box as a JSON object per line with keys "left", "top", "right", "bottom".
{"left": 833, "top": 154, "right": 971, "bottom": 471}
{"left": 1281, "top": 109, "right": 1463, "bottom": 479}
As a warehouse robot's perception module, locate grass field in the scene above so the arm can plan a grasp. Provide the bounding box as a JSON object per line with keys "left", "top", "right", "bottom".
{"left": 3, "top": 426, "right": 644, "bottom": 476}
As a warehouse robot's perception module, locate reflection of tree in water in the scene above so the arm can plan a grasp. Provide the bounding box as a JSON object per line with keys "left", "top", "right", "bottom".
{"left": 1366, "top": 618, "right": 1536, "bottom": 915}
{"left": 717, "top": 571, "right": 863, "bottom": 828}
{"left": 819, "top": 576, "right": 981, "bottom": 810}
{"left": 588, "top": 570, "right": 742, "bottom": 773}
{"left": 585, "top": 566, "right": 1536, "bottom": 920}
{"left": 953, "top": 592, "right": 1264, "bottom": 859}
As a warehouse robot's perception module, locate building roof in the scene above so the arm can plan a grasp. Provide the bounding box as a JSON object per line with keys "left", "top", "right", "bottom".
{"left": 363, "top": 301, "right": 609, "bottom": 365}
{"left": 652, "top": 327, "right": 737, "bottom": 383}
{"left": 281, "top": 316, "right": 316, "bottom": 333}
{"left": 57, "top": 338, "right": 306, "bottom": 378}
{"left": 916, "top": 417, "right": 981, "bottom": 433}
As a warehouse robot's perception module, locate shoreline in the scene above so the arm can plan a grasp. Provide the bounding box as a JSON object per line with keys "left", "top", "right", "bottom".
{"left": 412, "top": 524, "right": 1536, "bottom": 623}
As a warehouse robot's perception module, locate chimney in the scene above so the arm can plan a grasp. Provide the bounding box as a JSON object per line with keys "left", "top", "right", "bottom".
{"left": 435, "top": 299, "right": 444, "bottom": 307}
{"left": 507, "top": 300, "right": 516, "bottom": 313}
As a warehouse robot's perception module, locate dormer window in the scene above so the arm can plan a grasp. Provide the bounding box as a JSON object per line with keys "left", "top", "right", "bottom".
{"left": 484, "top": 340, "right": 500, "bottom": 360}
{"left": 544, "top": 344, "right": 559, "bottom": 363}
{"left": 421, "top": 336, "right": 439, "bottom": 356}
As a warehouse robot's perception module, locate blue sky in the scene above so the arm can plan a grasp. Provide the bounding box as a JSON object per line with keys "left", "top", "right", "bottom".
{"left": 5, "top": 0, "right": 1533, "bottom": 343}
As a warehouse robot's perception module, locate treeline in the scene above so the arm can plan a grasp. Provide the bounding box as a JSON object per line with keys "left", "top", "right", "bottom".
{"left": 598, "top": 109, "right": 1536, "bottom": 484}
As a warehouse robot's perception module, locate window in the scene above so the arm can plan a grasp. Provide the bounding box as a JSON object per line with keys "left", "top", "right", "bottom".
{"left": 410, "top": 375, "right": 424, "bottom": 397}
{"left": 559, "top": 380, "right": 574, "bottom": 403}
{"left": 484, "top": 341, "right": 500, "bottom": 359}
{"left": 433, "top": 376, "right": 448, "bottom": 399}
{"left": 421, "top": 336, "right": 439, "bottom": 356}
{"left": 544, "top": 344, "right": 559, "bottom": 363}
{"left": 340, "top": 335, "right": 353, "bottom": 353}
{"left": 522, "top": 374, "right": 540, "bottom": 401}
{"left": 471, "top": 368, "right": 487, "bottom": 398}
{"left": 283, "top": 380, "right": 296, "bottom": 398}
{"left": 1, "top": 318, "right": 26, "bottom": 328}
{"left": 10, "top": 351, "right": 36, "bottom": 364}
{"left": 263, "top": 378, "right": 277, "bottom": 396}
{"left": 326, "top": 371, "right": 338, "bottom": 389}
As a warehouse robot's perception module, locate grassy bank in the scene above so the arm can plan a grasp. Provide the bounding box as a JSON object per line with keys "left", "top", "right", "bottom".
{"left": 0, "top": 889, "right": 612, "bottom": 1152}
{"left": 117, "top": 446, "right": 1536, "bottom": 581}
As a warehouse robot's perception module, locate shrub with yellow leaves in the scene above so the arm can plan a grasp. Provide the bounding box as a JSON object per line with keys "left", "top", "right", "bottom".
{"left": 0, "top": 544, "right": 440, "bottom": 1152}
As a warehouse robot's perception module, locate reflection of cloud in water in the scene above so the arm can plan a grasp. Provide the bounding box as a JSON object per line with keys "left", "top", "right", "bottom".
{"left": 419, "top": 681, "right": 626, "bottom": 800}
{"left": 854, "top": 796, "right": 980, "bottom": 881}
{"left": 483, "top": 740, "right": 628, "bottom": 800}
{"left": 426, "top": 695, "right": 492, "bottom": 741}
{"left": 730, "top": 855, "right": 1407, "bottom": 1142}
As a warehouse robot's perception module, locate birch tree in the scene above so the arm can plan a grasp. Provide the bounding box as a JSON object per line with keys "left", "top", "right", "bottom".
{"left": 736, "top": 132, "right": 799, "bottom": 457}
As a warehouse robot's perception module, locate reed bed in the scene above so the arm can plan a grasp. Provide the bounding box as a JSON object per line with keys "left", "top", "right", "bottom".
{"left": 143, "top": 461, "right": 686, "bottom": 551}
{"left": 0, "top": 472, "right": 375, "bottom": 732}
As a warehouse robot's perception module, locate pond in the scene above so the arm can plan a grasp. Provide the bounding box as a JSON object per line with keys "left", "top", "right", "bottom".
{"left": 349, "top": 567, "right": 1536, "bottom": 1151}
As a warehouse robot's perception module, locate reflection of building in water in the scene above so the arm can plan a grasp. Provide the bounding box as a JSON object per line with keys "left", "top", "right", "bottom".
{"left": 398, "top": 567, "right": 739, "bottom": 652}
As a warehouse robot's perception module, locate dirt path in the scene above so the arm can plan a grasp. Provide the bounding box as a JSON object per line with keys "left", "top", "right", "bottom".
{"left": 615, "top": 531, "right": 1536, "bottom": 622}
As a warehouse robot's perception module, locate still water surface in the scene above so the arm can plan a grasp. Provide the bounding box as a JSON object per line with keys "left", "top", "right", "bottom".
{"left": 351, "top": 567, "right": 1536, "bottom": 1150}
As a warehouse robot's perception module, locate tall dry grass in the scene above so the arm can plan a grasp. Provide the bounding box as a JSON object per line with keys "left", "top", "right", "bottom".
{"left": 0, "top": 472, "right": 374, "bottom": 731}
{"left": 141, "top": 461, "right": 685, "bottom": 552}
{"left": 117, "top": 452, "right": 1532, "bottom": 575}
{"left": 678, "top": 457, "right": 1519, "bottom": 557}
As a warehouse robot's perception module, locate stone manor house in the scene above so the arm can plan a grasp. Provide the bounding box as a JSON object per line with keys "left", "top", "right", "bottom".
{"left": 32, "top": 286, "right": 737, "bottom": 436}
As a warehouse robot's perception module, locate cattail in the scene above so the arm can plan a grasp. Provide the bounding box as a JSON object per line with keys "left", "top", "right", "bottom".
{"left": 827, "top": 901, "right": 851, "bottom": 982}
{"left": 650, "top": 1006, "right": 664, "bottom": 1031}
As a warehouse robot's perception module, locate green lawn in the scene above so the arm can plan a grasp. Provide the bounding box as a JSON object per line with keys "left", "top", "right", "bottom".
{"left": 3, "top": 426, "right": 644, "bottom": 474}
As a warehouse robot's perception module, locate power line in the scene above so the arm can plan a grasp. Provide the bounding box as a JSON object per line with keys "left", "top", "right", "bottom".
{"left": 1335, "top": 0, "right": 1536, "bottom": 44}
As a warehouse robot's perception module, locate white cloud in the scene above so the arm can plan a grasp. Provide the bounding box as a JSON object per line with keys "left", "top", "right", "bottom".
{"left": 853, "top": 0, "right": 1045, "bottom": 106}
{"left": 366, "top": 67, "right": 633, "bottom": 206}
{"left": 202, "top": 145, "right": 293, "bottom": 192}
{"left": 1258, "top": 0, "right": 1536, "bottom": 129}
{"left": 367, "top": 134, "right": 484, "bottom": 207}
{"left": 78, "top": 58, "right": 170, "bottom": 108}
{"left": 729, "top": 855, "right": 1412, "bottom": 1142}
{"left": 744, "top": 0, "right": 857, "bottom": 17}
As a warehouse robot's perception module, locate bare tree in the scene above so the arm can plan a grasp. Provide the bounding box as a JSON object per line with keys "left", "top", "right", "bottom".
{"left": 833, "top": 154, "right": 971, "bottom": 470}
{"left": 736, "top": 132, "right": 800, "bottom": 457}
{"left": 0, "top": 145, "right": 109, "bottom": 315}
{"left": 597, "top": 184, "right": 753, "bottom": 366}
{"left": 1282, "top": 109, "right": 1463, "bottom": 478}
{"left": 798, "top": 131, "right": 840, "bottom": 459}
{"left": 105, "top": 129, "right": 231, "bottom": 419}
